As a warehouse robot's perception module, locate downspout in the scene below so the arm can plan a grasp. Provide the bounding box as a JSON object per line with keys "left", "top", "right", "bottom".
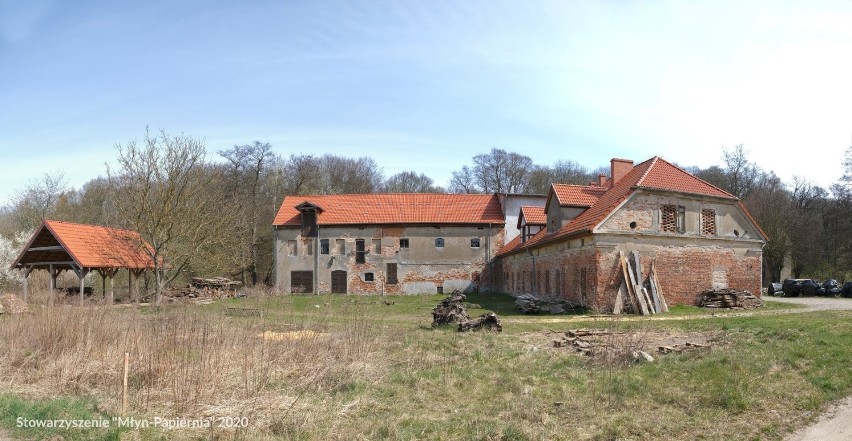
{"left": 313, "top": 224, "right": 319, "bottom": 295}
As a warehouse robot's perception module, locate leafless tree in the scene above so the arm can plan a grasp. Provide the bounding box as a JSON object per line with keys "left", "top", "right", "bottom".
{"left": 383, "top": 171, "right": 443, "bottom": 193}
{"left": 449, "top": 166, "right": 478, "bottom": 194}
{"left": 11, "top": 171, "right": 68, "bottom": 231}
{"left": 108, "top": 129, "right": 229, "bottom": 303}
{"left": 219, "top": 141, "right": 279, "bottom": 286}
{"left": 471, "top": 148, "right": 533, "bottom": 193}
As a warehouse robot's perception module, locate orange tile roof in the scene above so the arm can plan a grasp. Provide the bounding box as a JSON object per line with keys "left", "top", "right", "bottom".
{"left": 273, "top": 193, "right": 506, "bottom": 226}
{"left": 499, "top": 156, "right": 761, "bottom": 256}
{"left": 13, "top": 220, "right": 157, "bottom": 270}
{"left": 551, "top": 184, "right": 608, "bottom": 207}
{"left": 518, "top": 206, "right": 546, "bottom": 228}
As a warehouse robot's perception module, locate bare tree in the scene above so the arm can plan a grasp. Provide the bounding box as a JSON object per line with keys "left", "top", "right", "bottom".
{"left": 383, "top": 171, "right": 442, "bottom": 193}
{"left": 722, "top": 144, "right": 760, "bottom": 199}
{"left": 219, "top": 141, "right": 279, "bottom": 286}
{"left": 468, "top": 148, "right": 533, "bottom": 193}
{"left": 108, "top": 129, "right": 229, "bottom": 304}
{"left": 449, "top": 166, "right": 478, "bottom": 193}
{"left": 11, "top": 171, "right": 67, "bottom": 231}
{"left": 527, "top": 161, "right": 594, "bottom": 193}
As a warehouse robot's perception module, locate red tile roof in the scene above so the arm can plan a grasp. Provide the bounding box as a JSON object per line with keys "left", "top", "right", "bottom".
{"left": 518, "top": 206, "right": 546, "bottom": 228}
{"left": 552, "top": 184, "right": 608, "bottom": 207}
{"left": 273, "top": 193, "right": 506, "bottom": 226}
{"left": 13, "top": 220, "right": 156, "bottom": 269}
{"left": 499, "top": 156, "right": 761, "bottom": 256}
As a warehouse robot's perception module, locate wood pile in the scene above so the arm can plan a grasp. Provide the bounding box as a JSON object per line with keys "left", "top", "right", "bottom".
{"left": 170, "top": 277, "right": 242, "bottom": 299}
{"left": 697, "top": 289, "right": 762, "bottom": 309}
{"left": 658, "top": 342, "right": 709, "bottom": 354}
{"left": 552, "top": 329, "right": 626, "bottom": 355}
{"left": 0, "top": 294, "right": 28, "bottom": 314}
{"left": 614, "top": 251, "right": 668, "bottom": 315}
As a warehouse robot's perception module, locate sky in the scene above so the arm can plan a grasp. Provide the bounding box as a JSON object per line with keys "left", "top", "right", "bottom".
{"left": 1, "top": 0, "right": 851, "bottom": 204}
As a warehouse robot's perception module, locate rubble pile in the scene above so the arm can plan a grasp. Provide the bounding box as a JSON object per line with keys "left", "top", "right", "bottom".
{"left": 515, "top": 294, "right": 582, "bottom": 314}
{"left": 458, "top": 312, "right": 502, "bottom": 332}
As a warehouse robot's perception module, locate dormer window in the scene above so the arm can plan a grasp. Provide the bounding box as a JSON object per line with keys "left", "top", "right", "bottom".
{"left": 295, "top": 201, "right": 323, "bottom": 237}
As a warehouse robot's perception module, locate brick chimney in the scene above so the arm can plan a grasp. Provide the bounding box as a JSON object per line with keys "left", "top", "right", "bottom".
{"left": 597, "top": 173, "right": 607, "bottom": 187}
{"left": 610, "top": 158, "right": 634, "bottom": 188}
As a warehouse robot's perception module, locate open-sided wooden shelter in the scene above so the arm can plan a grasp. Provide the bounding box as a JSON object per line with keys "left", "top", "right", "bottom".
{"left": 11, "top": 220, "right": 157, "bottom": 304}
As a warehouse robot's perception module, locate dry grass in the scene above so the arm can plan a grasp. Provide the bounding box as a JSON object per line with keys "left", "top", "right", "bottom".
{"left": 0, "top": 289, "right": 384, "bottom": 439}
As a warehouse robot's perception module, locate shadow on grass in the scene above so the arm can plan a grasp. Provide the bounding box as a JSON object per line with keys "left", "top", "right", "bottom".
{"left": 464, "top": 293, "right": 589, "bottom": 318}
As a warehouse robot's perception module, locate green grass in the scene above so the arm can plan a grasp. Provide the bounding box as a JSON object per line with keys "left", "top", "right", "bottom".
{"left": 3, "top": 292, "right": 850, "bottom": 440}
{"left": 0, "top": 394, "right": 129, "bottom": 440}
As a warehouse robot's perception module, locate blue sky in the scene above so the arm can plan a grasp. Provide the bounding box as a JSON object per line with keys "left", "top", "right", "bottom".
{"left": 2, "top": 0, "right": 851, "bottom": 204}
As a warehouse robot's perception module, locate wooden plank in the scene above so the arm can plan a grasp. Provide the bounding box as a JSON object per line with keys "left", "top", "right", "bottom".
{"left": 623, "top": 252, "right": 648, "bottom": 315}
{"left": 652, "top": 262, "right": 669, "bottom": 313}
{"left": 631, "top": 251, "right": 645, "bottom": 287}
{"left": 619, "top": 252, "right": 641, "bottom": 314}
{"left": 634, "top": 251, "right": 661, "bottom": 313}
{"left": 648, "top": 261, "right": 660, "bottom": 313}
{"left": 613, "top": 280, "right": 625, "bottom": 314}
{"left": 641, "top": 287, "right": 655, "bottom": 315}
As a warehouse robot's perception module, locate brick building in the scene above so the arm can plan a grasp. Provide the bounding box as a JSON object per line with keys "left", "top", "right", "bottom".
{"left": 495, "top": 157, "right": 767, "bottom": 310}
{"left": 272, "top": 194, "right": 505, "bottom": 294}
{"left": 272, "top": 156, "right": 766, "bottom": 307}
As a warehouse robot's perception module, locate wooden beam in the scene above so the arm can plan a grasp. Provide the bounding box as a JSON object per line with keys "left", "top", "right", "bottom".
{"left": 24, "top": 261, "right": 76, "bottom": 267}
{"left": 27, "top": 245, "right": 65, "bottom": 252}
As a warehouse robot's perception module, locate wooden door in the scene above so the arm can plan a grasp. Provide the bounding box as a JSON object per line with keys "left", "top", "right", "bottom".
{"left": 331, "top": 270, "right": 347, "bottom": 294}
{"left": 290, "top": 271, "right": 313, "bottom": 293}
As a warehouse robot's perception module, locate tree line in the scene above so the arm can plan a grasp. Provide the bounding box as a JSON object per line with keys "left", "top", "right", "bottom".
{"left": 1, "top": 130, "right": 850, "bottom": 298}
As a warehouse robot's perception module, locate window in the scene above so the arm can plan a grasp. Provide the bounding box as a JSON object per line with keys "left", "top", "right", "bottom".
{"left": 287, "top": 240, "right": 297, "bottom": 256}
{"left": 387, "top": 263, "right": 398, "bottom": 284}
{"left": 306, "top": 239, "right": 313, "bottom": 255}
{"left": 372, "top": 239, "right": 381, "bottom": 254}
{"left": 355, "top": 239, "right": 366, "bottom": 264}
{"left": 437, "top": 286, "right": 443, "bottom": 294}
{"left": 399, "top": 238, "right": 409, "bottom": 249}
{"left": 301, "top": 211, "right": 317, "bottom": 237}
{"left": 470, "top": 238, "right": 481, "bottom": 248}
{"left": 320, "top": 239, "right": 329, "bottom": 255}
{"left": 701, "top": 209, "right": 717, "bottom": 236}
{"left": 335, "top": 239, "right": 345, "bottom": 255}
{"left": 435, "top": 238, "right": 444, "bottom": 248}
{"left": 661, "top": 204, "right": 686, "bottom": 233}
{"left": 363, "top": 272, "right": 374, "bottom": 282}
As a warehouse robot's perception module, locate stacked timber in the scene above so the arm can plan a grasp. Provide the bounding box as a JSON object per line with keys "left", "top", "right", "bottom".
{"left": 697, "top": 289, "right": 762, "bottom": 309}
{"left": 614, "top": 251, "right": 668, "bottom": 315}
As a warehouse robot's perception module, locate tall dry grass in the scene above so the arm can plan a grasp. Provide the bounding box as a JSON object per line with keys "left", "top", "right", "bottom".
{"left": 0, "top": 292, "right": 383, "bottom": 437}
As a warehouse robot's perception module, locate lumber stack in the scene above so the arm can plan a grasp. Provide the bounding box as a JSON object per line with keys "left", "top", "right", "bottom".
{"left": 697, "top": 289, "right": 762, "bottom": 309}
{"left": 614, "top": 251, "right": 668, "bottom": 315}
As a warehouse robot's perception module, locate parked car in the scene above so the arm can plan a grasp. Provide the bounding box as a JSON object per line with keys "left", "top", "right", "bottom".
{"left": 768, "top": 282, "right": 783, "bottom": 296}
{"left": 822, "top": 279, "right": 841, "bottom": 297}
{"left": 842, "top": 282, "right": 852, "bottom": 298}
{"left": 781, "top": 279, "right": 805, "bottom": 297}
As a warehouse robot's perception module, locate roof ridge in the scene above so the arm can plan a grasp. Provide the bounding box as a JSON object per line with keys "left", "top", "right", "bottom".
{"left": 655, "top": 156, "right": 737, "bottom": 199}
{"left": 44, "top": 219, "right": 138, "bottom": 235}
{"left": 633, "top": 156, "right": 660, "bottom": 188}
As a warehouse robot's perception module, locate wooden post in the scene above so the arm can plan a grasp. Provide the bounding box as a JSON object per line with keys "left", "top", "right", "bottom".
{"left": 100, "top": 270, "right": 106, "bottom": 303}
{"left": 122, "top": 352, "right": 129, "bottom": 415}
{"left": 108, "top": 270, "right": 115, "bottom": 305}
{"left": 21, "top": 267, "right": 32, "bottom": 303}
{"left": 48, "top": 265, "right": 56, "bottom": 307}
{"left": 79, "top": 271, "right": 85, "bottom": 306}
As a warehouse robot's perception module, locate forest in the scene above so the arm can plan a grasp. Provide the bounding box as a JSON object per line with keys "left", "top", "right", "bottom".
{"left": 1, "top": 129, "right": 850, "bottom": 292}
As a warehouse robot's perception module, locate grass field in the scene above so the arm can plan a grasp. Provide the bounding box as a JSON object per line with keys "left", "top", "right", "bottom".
{"left": 0, "top": 292, "right": 848, "bottom": 440}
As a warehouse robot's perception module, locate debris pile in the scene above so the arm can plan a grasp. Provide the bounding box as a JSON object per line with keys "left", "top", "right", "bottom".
{"left": 697, "top": 289, "right": 762, "bottom": 309}
{"left": 458, "top": 312, "right": 502, "bottom": 332}
{"left": 552, "top": 328, "right": 711, "bottom": 362}
{"left": 431, "top": 290, "right": 502, "bottom": 332}
{"left": 431, "top": 290, "right": 470, "bottom": 327}
{"left": 515, "top": 294, "right": 582, "bottom": 314}
{"left": 0, "top": 294, "right": 28, "bottom": 314}
{"left": 613, "top": 251, "right": 668, "bottom": 315}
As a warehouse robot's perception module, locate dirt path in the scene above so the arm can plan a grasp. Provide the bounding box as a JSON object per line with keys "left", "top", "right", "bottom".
{"left": 763, "top": 295, "right": 852, "bottom": 311}
{"left": 785, "top": 397, "right": 852, "bottom": 441}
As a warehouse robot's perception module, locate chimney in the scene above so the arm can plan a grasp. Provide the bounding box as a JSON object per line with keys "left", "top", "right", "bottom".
{"left": 597, "top": 173, "right": 607, "bottom": 187}
{"left": 610, "top": 158, "right": 634, "bottom": 188}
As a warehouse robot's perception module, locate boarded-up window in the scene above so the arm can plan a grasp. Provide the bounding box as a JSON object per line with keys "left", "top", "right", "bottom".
{"left": 320, "top": 239, "right": 329, "bottom": 255}
{"left": 372, "top": 239, "right": 381, "bottom": 254}
{"left": 701, "top": 209, "right": 717, "bottom": 236}
{"left": 290, "top": 271, "right": 313, "bottom": 293}
{"left": 661, "top": 205, "right": 686, "bottom": 233}
{"left": 305, "top": 240, "right": 313, "bottom": 255}
{"left": 363, "top": 272, "right": 374, "bottom": 282}
{"left": 387, "top": 263, "right": 398, "bottom": 284}
{"left": 355, "top": 239, "right": 366, "bottom": 263}
{"left": 331, "top": 270, "right": 347, "bottom": 293}
{"left": 336, "top": 239, "right": 345, "bottom": 255}
{"left": 287, "top": 240, "right": 297, "bottom": 256}
{"left": 301, "top": 212, "right": 317, "bottom": 237}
